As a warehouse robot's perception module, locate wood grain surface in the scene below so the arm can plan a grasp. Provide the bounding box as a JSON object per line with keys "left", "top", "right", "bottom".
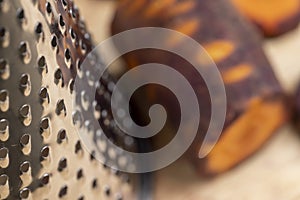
{"left": 75, "top": 1, "right": 300, "bottom": 199}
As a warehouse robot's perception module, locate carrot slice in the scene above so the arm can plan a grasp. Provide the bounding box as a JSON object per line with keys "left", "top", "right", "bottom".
{"left": 232, "top": 0, "right": 300, "bottom": 37}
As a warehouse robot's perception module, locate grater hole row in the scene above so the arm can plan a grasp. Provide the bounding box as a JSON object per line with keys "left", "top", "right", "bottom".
{"left": 0, "top": 0, "right": 136, "bottom": 199}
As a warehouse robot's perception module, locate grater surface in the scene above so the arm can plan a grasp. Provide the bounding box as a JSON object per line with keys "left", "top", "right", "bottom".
{"left": 0, "top": 0, "right": 148, "bottom": 199}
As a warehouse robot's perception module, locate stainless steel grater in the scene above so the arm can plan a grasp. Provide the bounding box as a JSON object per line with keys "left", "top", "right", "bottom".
{"left": 0, "top": 0, "right": 151, "bottom": 199}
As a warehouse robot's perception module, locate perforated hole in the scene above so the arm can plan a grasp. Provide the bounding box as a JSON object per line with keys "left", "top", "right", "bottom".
{"left": 19, "top": 104, "right": 30, "bottom": 117}
{"left": 38, "top": 56, "right": 46, "bottom": 67}
{"left": 58, "top": 158, "right": 67, "bottom": 171}
{"left": 70, "top": 9, "right": 76, "bottom": 19}
{"left": 35, "top": 22, "right": 43, "bottom": 34}
{"left": 62, "top": 0, "right": 68, "bottom": 7}
{"left": 54, "top": 69, "right": 64, "bottom": 86}
{"left": 70, "top": 28, "right": 76, "bottom": 39}
{"left": 0, "top": 119, "right": 8, "bottom": 132}
{"left": 59, "top": 15, "right": 65, "bottom": 27}
{"left": 104, "top": 185, "right": 111, "bottom": 196}
{"left": 41, "top": 146, "right": 50, "bottom": 158}
{"left": 78, "top": 196, "right": 84, "bottom": 200}
{"left": 75, "top": 140, "right": 82, "bottom": 154}
{"left": 46, "top": 2, "right": 52, "bottom": 13}
{"left": 41, "top": 174, "right": 50, "bottom": 185}
{"left": 0, "top": 175, "right": 8, "bottom": 185}
{"left": 76, "top": 59, "right": 82, "bottom": 71}
{"left": 0, "top": 90, "right": 8, "bottom": 112}
{"left": 18, "top": 41, "right": 31, "bottom": 64}
{"left": 0, "top": 27, "right": 6, "bottom": 37}
{"left": 81, "top": 41, "right": 87, "bottom": 52}
{"left": 40, "top": 117, "right": 51, "bottom": 139}
{"left": 55, "top": 69, "right": 62, "bottom": 79}
{"left": 0, "top": 147, "right": 8, "bottom": 158}
{"left": 51, "top": 35, "right": 57, "bottom": 47}
{"left": 19, "top": 188, "right": 30, "bottom": 198}
{"left": 20, "top": 161, "right": 30, "bottom": 173}
{"left": 20, "top": 74, "right": 29, "bottom": 86}
{"left": 56, "top": 99, "right": 66, "bottom": 116}
{"left": 65, "top": 48, "right": 71, "bottom": 60}
{"left": 38, "top": 88, "right": 46, "bottom": 99}
{"left": 111, "top": 168, "right": 120, "bottom": 176}
{"left": 58, "top": 186, "right": 67, "bottom": 198}
{"left": 90, "top": 150, "right": 96, "bottom": 161}
{"left": 76, "top": 169, "right": 83, "bottom": 179}
{"left": 39, "top": 87, "right": 49, "bottom": 104}
{"left": 69, "top": 79, "right": 75, "bottom": 93}
{"left": 57, "top": 129, "right": 67, "bottom": 143}
{"left": 16, "top": 8, "right": 25, "bottom": 20}
{"left": 0, "top": 90, "right": 8, "bottom": 101}
{"left": 19, "top": 41, "right": 28, "bottom": 54}
{"left": 20, "top": 134, "right": 30, "bottom": 146}
{"left": 0, "top": 59, "right": 7, "bottom": 70}
{"left": 38, "top": 56, "right": 47, "bottom": 74}
{"left": 40, "top": 118, "right": 49, "bottom": 130}
{"left": 92, "top": 179, "right": 98, "bottom": 189}
{"left": 103, "top": 162, "right": 108, "bottom": 169}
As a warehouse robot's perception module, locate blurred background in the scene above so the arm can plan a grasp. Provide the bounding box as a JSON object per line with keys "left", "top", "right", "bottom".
{"left": 74, "top": 1, "right": 300, "bottom": 199}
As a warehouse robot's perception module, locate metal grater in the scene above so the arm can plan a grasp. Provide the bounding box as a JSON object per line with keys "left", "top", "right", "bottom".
{"left": 0, "top": 0, "right": 151, "bottom": 199}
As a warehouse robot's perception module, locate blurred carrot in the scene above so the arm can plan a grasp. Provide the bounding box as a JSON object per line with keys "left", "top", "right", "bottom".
{"left": 111, "top": 0, "right": 290, "bottom": 176}
{"left": 232, "top": 0, "right": 300, "bottom": 37}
